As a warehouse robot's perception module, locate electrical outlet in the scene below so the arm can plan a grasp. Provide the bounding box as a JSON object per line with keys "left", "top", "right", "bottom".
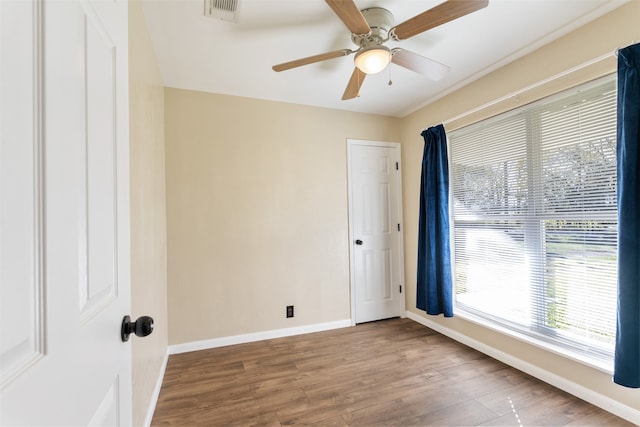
{"left": 286, "top": 305, "right": 294, "bottom": 318}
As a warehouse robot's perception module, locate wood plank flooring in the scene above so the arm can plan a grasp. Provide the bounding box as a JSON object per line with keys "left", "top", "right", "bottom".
{"left": 151, "top": 318, "right": 634, "bottom": 426}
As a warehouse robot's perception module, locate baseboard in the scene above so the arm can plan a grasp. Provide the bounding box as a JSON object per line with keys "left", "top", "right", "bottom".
{"left": 168, "top": 319, "right": 352, "bottom": 355}
{"left": 143, "top": 348, "right": 169, "bottom": 427}
{"left": 405, "top": 311, "right": 640, "bottom": 425}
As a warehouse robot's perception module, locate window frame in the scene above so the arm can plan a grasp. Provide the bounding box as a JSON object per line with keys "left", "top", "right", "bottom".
{"left": 448, "top": 74, "right": 618, "bottom": 372}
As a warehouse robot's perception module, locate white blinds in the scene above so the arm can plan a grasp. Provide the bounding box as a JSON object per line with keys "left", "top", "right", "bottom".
{"left": 449, "top": 75, "right": 617, "bottom": 362}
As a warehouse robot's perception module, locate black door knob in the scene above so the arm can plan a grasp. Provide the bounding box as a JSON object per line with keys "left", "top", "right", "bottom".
{"left": 121, "top": 315, "right": 154, "bottom": 342}
{"left": 355, "top": 239, "right": 363, "bottom": 245}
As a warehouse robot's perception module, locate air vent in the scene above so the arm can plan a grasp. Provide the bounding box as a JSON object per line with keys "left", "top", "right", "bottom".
{"left": 204, "top": 0, "right": 240, "bottom": 23}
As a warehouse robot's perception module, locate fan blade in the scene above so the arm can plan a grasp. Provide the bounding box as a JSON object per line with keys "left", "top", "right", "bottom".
{"left": 342, "top": 67, "right": 366, "bottom": 100}
{"left": 391, "top": 49, "right": 450, "bottom": 81}
{"left": 391, "top": 0, "right": 488, "bottom": 41}
{"left": 272, "top": 49, "right": 353, "bottom": 72}
{"left": 325, "top": 0, "right": 371, "bottom": 35}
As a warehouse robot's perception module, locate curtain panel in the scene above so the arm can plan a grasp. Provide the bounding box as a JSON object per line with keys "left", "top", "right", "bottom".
{"left": 416, "top": 124, "right": 453, "bottom": 317}
{"left": 614, "top": 42, "right": 640, "bottom": 388}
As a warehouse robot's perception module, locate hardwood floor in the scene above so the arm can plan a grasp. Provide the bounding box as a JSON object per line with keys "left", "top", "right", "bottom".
{"left": 151, "top": 318, "right": 633, "bottom": 426}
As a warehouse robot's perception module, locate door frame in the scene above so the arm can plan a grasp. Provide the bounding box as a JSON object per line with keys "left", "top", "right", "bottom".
{"left": 346, "top": 139, "right": 406, "bottom": 326}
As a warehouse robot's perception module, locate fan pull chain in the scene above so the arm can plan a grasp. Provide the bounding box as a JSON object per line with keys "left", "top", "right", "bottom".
{"left": 388, "top": 63, "right": 393, "bottom": 86}
{"left": 357, "top": 69, "right": 361, "bottom": 97}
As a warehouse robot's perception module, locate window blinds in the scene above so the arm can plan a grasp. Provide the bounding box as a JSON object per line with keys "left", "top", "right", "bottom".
{"left": 449, "top": 75, "right": 617, "bottom": 363}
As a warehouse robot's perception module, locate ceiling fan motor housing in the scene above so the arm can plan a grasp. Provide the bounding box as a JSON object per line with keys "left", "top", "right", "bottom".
{"left": 351, "top": 7, "right": 394, "bottom": 47}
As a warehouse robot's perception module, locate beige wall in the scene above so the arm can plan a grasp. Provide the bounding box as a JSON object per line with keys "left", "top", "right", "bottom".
{"left": 164, "top": 89, "right": 402, "bottom": 344}
{"left": 129, "top": 2, "right": 168, "bottom": 426}
{"left": 400, "top": 0, "right": 640, "bottom": 417}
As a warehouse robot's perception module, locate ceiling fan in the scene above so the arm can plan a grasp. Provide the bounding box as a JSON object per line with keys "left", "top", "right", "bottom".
{"left": 272, "top": 0, "right": 489, "bottom": 100}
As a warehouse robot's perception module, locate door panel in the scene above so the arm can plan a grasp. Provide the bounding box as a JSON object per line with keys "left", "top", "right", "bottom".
{"left": 88, "top": 379, "right": 120, "bottom": 426}
{"left": 348, "top": 141, "right": 404, "bottom": 324}
{"left": 0, "top": 0, "right": 131, "bottom": 424}
{"left": 82, "top": 4, "right": 118, "bottom": 318}
{"left": 382, "top": 248, "right": 392, "bottom": 299}
{"left": 0, "top": 0, "right": 45, "bottom": 386}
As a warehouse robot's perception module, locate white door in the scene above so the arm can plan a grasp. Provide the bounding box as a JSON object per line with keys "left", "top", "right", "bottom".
{"left": 347, "top": 140, "right": 405, "bottom": 324}
{"left": 0, "top": 0, "right": 132, "bottom": 425}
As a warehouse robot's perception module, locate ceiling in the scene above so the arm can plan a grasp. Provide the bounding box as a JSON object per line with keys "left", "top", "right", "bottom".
{"left": 141, "top": 0, "right": 627, "bottom": 118}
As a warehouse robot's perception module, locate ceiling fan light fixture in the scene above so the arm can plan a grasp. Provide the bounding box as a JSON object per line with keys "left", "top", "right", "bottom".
{"left": 354, "top": 46, "right": 391, "bottom": 75}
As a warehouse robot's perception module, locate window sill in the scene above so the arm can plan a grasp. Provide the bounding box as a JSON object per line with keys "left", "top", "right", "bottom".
{"left": 453, "top": 308, "right": 614, "bottom": 375}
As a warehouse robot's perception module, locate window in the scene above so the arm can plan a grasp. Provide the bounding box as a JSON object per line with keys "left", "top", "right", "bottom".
{"left": 449, "top": 75, "right": 617, "bottom": 364}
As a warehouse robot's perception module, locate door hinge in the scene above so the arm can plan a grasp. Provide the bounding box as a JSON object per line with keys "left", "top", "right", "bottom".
{"left": 399, "top": 285, "right": 402, "bottom": 293}
{"left": 397, "top": 223, "right": 400, "bottom": 232}
{"left": 395, "top": 162, "right": 399, "bottom": 170}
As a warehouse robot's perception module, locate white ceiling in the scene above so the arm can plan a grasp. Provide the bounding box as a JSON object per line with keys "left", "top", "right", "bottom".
{"left": 141, "top": 0, "right": 627, "bottom": 118}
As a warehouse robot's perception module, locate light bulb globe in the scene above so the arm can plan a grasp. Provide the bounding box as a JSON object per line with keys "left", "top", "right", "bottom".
{"left": 354, "top": 46, "right": 391, "bottom": 75}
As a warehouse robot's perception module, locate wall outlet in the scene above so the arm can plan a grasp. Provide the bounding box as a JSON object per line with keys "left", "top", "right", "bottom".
{"left": 286, "top": 305, "right": 294, "bottom": 318}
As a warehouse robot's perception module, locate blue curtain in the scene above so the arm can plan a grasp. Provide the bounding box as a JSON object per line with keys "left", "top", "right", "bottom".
{"left": 614, "top": 43, "right": 640, "bottom": 389}
{"left": 417, "top": 124, "right": 453, "bottom": 317}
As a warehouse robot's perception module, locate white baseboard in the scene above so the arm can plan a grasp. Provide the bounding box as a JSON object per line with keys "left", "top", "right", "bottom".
{"left": 168, "top": 319, "right": 352, "bottom": 355}
{"left": 143, "top": 349, "right": 169, "bottom": 427}
{"left": 405, "top": 311, "right": 640, "bottom": 426}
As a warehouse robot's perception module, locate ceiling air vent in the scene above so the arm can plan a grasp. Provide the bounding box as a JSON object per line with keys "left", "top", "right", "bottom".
{"left": 204, "top": 0, "right": 240, "bottom": 23}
